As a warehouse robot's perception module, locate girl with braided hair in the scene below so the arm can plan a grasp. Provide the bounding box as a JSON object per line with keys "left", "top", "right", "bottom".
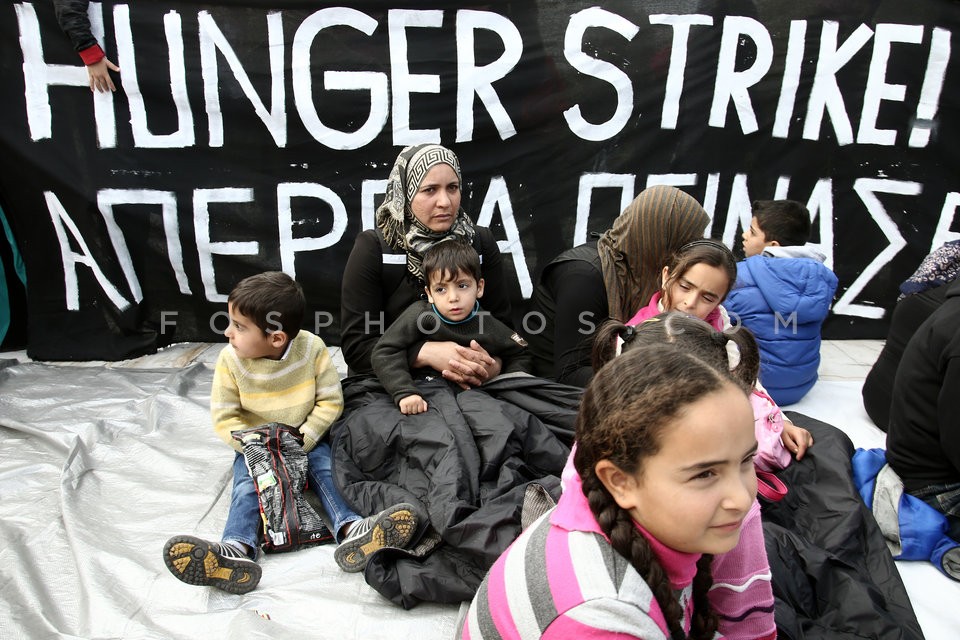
{"left": 590, "top": 313, "right": 779, "bottom": 639}
{"left": 461, "top": 342, "right": 758, "bottom": 639}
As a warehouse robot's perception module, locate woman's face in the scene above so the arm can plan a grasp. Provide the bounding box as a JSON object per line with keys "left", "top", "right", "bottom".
{"left": 606, "top": 384, "right": 757, "bottom": 555}
{"left": 662, "top": 263, "right": 730, "bottom": 320}
{"left": 410, "top": 163, "right": 461, "bottom": 233}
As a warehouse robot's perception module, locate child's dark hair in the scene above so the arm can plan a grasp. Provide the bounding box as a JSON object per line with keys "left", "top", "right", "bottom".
{"left": 592, "top": 312, "right": 761, "bottom": 392}
{"left": 575, "top": 344, "right": 737, "bottom": 640}
{"left": 227, "top": 271, "right": 304, "bottom": 338}
{"left": 422, "top": 240, "right": 482, "bottom": 285}
{"left": 752, "top": 199, "right": 811, "bottom": 246}
{"left": 661, "top": 239, "right": 737, "bottom": 304}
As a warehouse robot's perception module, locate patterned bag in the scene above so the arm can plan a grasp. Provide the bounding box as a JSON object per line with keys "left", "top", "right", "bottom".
{"left": 232, "top": 423, "right": 334, "bottom": 552}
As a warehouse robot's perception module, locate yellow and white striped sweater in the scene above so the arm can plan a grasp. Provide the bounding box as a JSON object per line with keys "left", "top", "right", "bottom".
{"left": 210, "top": 330, "right": 343, "bottom": 452}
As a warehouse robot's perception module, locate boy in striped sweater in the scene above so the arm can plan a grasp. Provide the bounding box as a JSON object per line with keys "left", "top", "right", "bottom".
{"left": 163, "top": 272, "right": 417, "bottom": 594}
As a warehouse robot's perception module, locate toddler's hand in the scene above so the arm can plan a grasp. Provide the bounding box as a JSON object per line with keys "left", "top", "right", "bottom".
{"left": 781, "top": 420, "right": 814, "bottom": 460}
{"left": 399, "top": 394, "right": 428, "bottom": 415}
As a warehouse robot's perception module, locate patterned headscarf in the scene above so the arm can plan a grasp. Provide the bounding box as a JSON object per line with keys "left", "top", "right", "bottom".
{"left": 375, "top": 144, "right": 476, "bottom": 282}
{"left": 899, "top": 239, "right": 960, "bottom": 299}
{"left": 598, "top": 185, "right": 710, "bottom": 322}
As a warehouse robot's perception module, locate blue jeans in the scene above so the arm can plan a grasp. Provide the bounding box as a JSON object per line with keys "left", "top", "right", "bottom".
{"left": 221, "top": 441, "right": 361, "bottom": 554}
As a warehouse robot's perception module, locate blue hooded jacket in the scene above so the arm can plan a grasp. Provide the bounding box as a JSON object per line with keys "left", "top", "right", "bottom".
{"left": 724, "top": 246, "right": 838, "bottom": 405}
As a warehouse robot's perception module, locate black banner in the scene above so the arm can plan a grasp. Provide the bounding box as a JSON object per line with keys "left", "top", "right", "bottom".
{"left": 1, "top": 1, "right": 958, "bottom": 359}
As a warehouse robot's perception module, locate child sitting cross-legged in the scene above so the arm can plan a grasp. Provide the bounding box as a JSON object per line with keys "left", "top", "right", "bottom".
{"left": 163, "top": 272, "right": 418, "bottom": 594}
{"left": 371, "top": 240, "right": 530, "bottom": 414}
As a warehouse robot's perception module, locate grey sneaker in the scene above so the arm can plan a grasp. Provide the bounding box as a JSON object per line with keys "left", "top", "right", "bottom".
{"left": 334, "top": 503, "right": 418, "bottom": 573}
{"left": 163, "top": 535, "right": 261, "bottom": 594}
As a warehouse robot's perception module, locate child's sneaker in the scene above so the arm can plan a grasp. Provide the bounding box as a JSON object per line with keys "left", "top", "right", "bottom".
{"left": 334, "top": 503, "right": 418, "bottom": 573}
{"left": 163, "top": 535, "right": 261, "bottom": 594}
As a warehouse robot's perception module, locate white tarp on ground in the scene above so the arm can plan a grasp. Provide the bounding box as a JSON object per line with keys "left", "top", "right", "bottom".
{"left": 0, "top": 351, "right": 462, "bottom": 640}
{"left": 0, "top": 343, "right": 958, "bottom": 639}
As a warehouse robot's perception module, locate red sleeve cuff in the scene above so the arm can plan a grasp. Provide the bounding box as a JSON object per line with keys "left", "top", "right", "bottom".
{"left": 78, "top": 44, "right": 105, "bottom": 66}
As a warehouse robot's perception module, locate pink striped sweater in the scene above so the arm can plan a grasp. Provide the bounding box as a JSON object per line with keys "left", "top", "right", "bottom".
{"left": 461, "top": 452, "right": 776, "bottom": 640}
{"left": 559, "top": 449, "right": 776, "bottom": 639}
{"left": 461, "top": 477, "right": 700, "bottom": 639}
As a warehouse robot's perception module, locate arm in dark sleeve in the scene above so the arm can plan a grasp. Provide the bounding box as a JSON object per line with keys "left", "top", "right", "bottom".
{"left": 371, "top": 306, "right": 424, "bottom": 404}
{"left": 53, "top": 0, "right": 104, "bottom": 63}
{"left": 481, "top": 314, "right": 531, "bottom": 375}
{"left": 502, "top": 346, "right": 532, "bottom": 375}
{"left": 340, "top": 230, "right": 385, "bottom": 375}
{"left": 475, "top": 227, "right": 513, "bottom": 328}
{"left": 547, "top": 261, "right": 609, "bottom": 387}
{"left": 938, "top": 353, "right": 960, "bottom": 475}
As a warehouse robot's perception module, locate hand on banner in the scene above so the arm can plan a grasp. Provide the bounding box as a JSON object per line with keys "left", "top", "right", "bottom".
{"left": 88, "top": 57, "right": 120, "bottom": 93}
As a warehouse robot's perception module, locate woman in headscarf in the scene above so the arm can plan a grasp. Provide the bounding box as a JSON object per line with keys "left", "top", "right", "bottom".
{"left": 340, "top": 144, "right": 513, "bottom": 385}
{"left": 526, "top": 185, "right": 710, "bottom": 386}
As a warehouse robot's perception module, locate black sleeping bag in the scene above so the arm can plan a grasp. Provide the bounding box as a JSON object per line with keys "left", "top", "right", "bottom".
{"left": 763, "top": 412, "right": 923, "bottom": 639}
{"left": 331, "top": 377, "right": 924, "bottom": 637}
{"left": 330, "top": 374, "right": 580, "bottom": 609}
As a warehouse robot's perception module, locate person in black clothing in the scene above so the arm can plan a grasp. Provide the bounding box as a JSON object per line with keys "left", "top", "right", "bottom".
{"left": 885, "top": 278, "right": 960, "bottom": 540}
{"left": 54, "top": 0, "right": 120, "bottom": 92}
{"left": 863, "top": 240, "right": 960, "bottom": 430}
{"left": 526, "top": 185, "right": 710, "bottom": 386}
{"left": 862, "top": 283, "right": 950, "bottom": 430}
{"left": 372, "top": 242, "right": 529, "bottom": 414}
{"left": 340, "top": 144, "right": 512, "bottom": 387}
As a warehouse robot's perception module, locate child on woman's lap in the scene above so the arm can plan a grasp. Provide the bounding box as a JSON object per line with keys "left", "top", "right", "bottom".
{"left": 371, "top": 241, "right": 529, "bottom": 414}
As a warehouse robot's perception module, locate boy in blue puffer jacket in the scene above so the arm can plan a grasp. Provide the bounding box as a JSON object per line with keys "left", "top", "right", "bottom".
{"left": 724, "top": 200, "right": 838, "bottom": 405}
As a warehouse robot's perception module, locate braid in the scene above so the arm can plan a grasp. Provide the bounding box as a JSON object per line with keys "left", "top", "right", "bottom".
{"left": 689, "top": 554, "right": 719, "bottom": 640}
{"left": 574, "top": 345, "right": 748, "bottom": 639}
{"left": 582, "top": 474, "right": 687, "bottom": 639}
